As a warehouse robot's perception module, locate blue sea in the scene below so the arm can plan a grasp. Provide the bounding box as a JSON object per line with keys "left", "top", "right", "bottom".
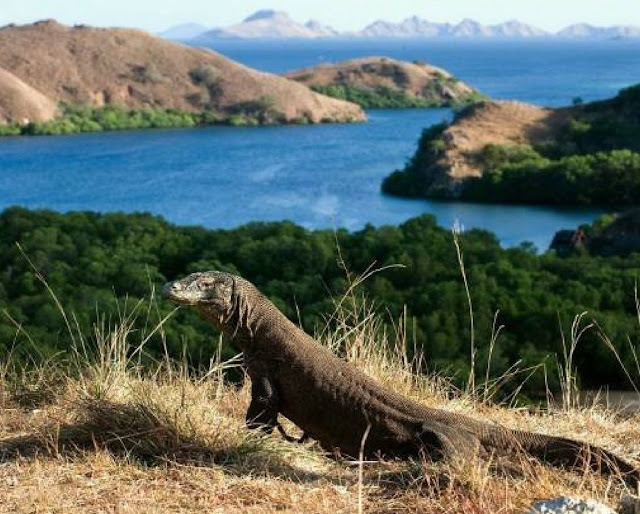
{"left": 2, "top": 39, "right": 640, "bottom": 250}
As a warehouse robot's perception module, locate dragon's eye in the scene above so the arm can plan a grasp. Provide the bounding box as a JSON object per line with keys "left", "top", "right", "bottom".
{"left": 198, "top": 278, "right": 215, "bottom": 289}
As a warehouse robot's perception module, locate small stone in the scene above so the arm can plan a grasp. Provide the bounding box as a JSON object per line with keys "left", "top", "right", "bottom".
{"left": 528, "top": 497, "right": 616, "bottom": 514}
{"left": 618, "top": 494, "right": 640, "bottom": 514}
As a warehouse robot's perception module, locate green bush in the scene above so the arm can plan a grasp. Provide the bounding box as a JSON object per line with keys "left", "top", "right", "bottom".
{"left": 228, "top": 96, "right": 284, "bottom": 125}
{"left": 0, "top": 123, "right": 22, "bottom": 136}
{"left": 0, "top": 101, "right": 296, "bottom": 137}
{"left": 462, "top": 148, "right": 640, "bottom": 205}
{"left": 311, "top": 83, "right": 482, "bottom": 109}
{"left": 381, "top": 123, "right": 449, "bottom": 196}
{"left": 189, "top": 65, "right": 220, "bottom": 87}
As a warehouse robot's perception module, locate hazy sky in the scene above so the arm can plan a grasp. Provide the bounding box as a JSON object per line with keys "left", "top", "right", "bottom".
{"left": 2, "top": 0, "right": 639, "bottom": 32}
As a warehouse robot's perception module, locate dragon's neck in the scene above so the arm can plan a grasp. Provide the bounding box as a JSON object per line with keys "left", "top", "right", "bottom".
{"left": 227, "top": 280, "right": 303, "bottom": 355}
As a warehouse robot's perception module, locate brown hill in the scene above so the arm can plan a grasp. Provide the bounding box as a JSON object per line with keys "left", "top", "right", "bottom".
{"left": 0, "top": 67, "right": 58, "bottom": 123}
{"left": 385, "top": 100, "right": 571, "bottom": 195}
{"left": 285, "top": 57, "right": 480, "bottom": 107}
{"left": 0, "top": 20, "right": 364, "bottom": 124}
{"left": 438, "top": 101, "right": 569, "bottom": 183}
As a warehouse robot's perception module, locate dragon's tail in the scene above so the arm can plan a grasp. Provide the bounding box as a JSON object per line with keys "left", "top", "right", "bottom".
{"left": 511, "top": 429, "right": 639, "bottom": 487}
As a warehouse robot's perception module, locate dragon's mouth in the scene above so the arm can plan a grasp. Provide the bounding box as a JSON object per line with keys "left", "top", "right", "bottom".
{"left": 162, "top": 281, "right": 197, "bottom": 305}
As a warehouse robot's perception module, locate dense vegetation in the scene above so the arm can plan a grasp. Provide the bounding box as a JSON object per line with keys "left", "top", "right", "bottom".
{"left": 0, "top": 98, "right": 298, "bottom": 137}
{"left": 382, "top": 84, "right": 640, "bottom": 204}
{"left": 2, "top": 208, "right": 640, "bottom": 396}
{"left": 382, "top": 123, "right": 448, "bottom": 196}
{"left": 463, "top": 147, "right": 640, "bottom": 205}
{"left": 310, "top": 84, "right": 483, "bottom": 109}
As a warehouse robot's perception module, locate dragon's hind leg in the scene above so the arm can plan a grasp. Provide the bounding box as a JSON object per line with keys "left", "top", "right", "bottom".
{"left": 415, "top": 421, "right": 483, "bottom": 464}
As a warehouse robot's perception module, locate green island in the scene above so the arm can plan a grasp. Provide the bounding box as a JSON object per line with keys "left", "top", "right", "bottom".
{"left": 286, "top": 57, "right": 486, "bottom": 109}
{"left": 3, "top": 207, "right": 640, "bottom": 398}
{"left": 382, "top": 84, "right": 640, "bottom": 204}
{"left": 310, "top": 83, "right": 484, "bottom": 109}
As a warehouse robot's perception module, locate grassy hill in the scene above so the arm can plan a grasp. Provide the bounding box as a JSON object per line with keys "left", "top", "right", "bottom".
{"left": 0, "top": 297, "right": 638, "bottom": 513}
{"left": 0, "top": 20, "right": 364, "bottom": 132}
{"left": 2, "top": 206, "right": 640, "bottom": 511}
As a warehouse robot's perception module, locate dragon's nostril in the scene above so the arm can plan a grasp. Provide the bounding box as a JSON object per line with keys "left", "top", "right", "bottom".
{"left": 162, "top": 281, "right": 180, "bottom": 297}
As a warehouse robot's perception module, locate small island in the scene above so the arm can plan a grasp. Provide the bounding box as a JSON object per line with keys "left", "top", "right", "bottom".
{"left": 382, "top": 85, "right": 640, "bottom": 205}
{"left": 0, "top": 21, "right": 364, "bottom": 136}
{"left": 285, "top": 57, "right": 484, "bottom": 109}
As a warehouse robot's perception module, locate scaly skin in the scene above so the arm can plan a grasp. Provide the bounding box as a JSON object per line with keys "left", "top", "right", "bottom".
{"left": 163, "top": 271, "right": 640, "bottom": 485}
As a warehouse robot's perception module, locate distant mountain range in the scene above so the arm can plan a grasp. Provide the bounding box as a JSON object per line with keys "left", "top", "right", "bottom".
{"left": 189, "top": 10, "right": 338, "bottom": 40}
{"left": 161, "top": 10, "right": 640, "bottom": 41}
{"left": 159, "top": 23, "right": 209, "bottom": 40}
{"left": 557, "top": 23, "right": 640, "bottom": 38}
{"left": 359, "top": 17, "right": 549, "bottom": 38}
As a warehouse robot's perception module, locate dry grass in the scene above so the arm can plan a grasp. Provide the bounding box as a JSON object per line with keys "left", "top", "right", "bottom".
{"left": 1, "top": 283, "right": 639, "bottom": 513}
{"left": 0, "top": 67, "right": 58, "bottom": 123}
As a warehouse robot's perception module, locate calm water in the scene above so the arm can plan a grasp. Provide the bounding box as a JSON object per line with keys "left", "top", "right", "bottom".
{"left": 2, "top": 39, "right": 639, "bottom": 249}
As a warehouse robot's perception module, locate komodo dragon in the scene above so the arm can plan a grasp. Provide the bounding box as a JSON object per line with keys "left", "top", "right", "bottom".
{"left": 163, "top": 271, "right": 640, "bottom": 484}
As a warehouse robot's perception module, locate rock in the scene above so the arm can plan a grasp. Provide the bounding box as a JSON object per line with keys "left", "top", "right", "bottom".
{"left": 527, "top": 497, "right": 616, "bottom": 514}
{"left": 590, "top": 209, "right": 640, "bottom": 256}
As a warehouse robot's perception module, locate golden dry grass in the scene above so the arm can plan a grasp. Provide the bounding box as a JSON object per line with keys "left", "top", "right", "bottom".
{"left": 440, "top": 101, "right": 571, "bottom": 182}
{"left": 1, "top": 296, "right": 638, "bottom": 514}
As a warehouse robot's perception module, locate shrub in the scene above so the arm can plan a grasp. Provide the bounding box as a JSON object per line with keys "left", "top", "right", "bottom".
{"left": 0, "top": 123, "right": 22, "bottom": 136}
{"left": 130, "top": 63, "right": 166, "bottom": 84}
{"left": 189, "top": 65, "right": 220, "bottom": 87}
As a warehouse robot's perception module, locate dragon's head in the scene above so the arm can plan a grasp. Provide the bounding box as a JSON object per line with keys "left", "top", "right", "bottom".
{"left": 163, "top": 271, "right": 235, "bottom": 326}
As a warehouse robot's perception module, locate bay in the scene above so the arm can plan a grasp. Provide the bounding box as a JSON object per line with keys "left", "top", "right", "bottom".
{"left": 3, "top": 39, "right": 639, "bottom": 249}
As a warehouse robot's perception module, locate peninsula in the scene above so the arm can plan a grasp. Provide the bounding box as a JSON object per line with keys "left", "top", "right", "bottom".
{"left": 382, "top": 84, "right": 640, "bottom": 205}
